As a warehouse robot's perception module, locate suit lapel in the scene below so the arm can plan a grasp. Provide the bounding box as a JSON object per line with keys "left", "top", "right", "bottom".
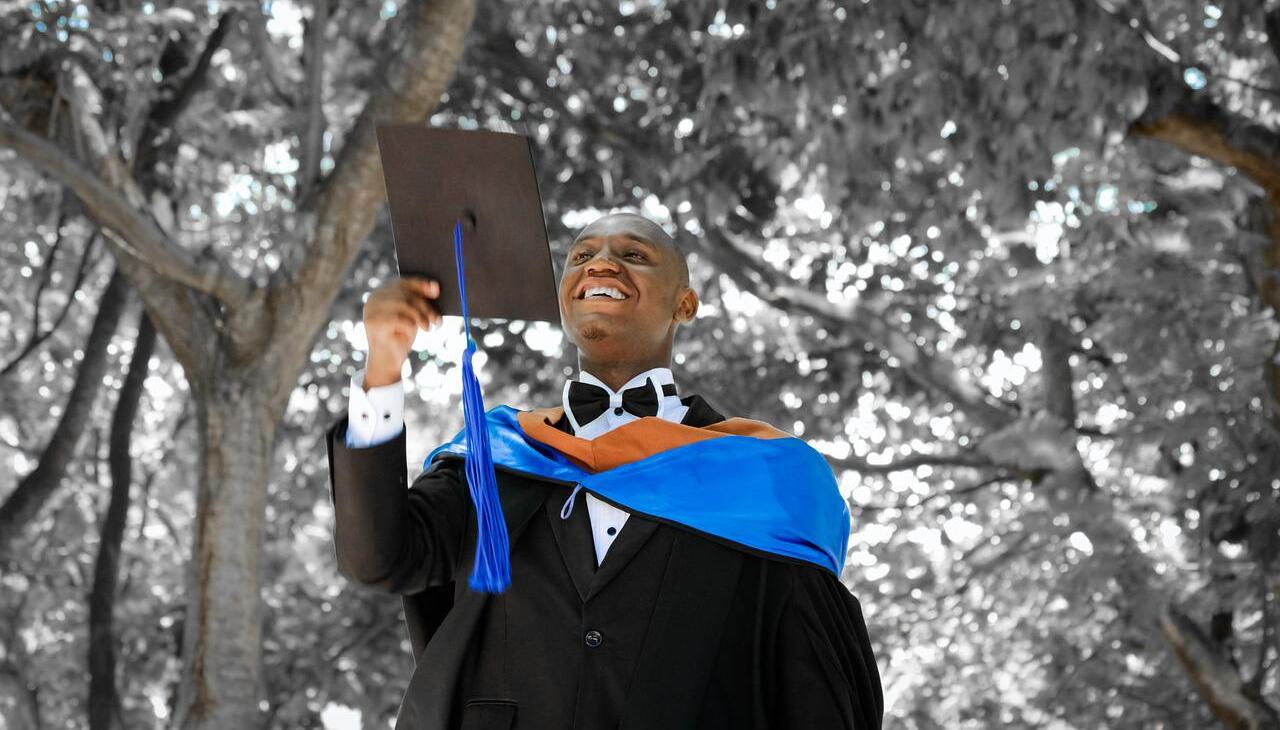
{"left": 586, "top": 512, "right": 659, "bottom": 600}
{"left": 544, "top": 488, "right": 597, "bottom": 602}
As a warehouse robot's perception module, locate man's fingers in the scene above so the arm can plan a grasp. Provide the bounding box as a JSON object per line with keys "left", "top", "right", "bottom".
{"left": 403, "top": 276, "right": 440, "bottom": 299}
{"left": 406, "top": 297, "right": 438, "bottom": 329}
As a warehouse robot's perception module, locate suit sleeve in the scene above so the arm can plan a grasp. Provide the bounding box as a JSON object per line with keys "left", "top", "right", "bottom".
{"left": 771, "top": 565, "right": 885, "bottom": 730}
{"left": 324, "top": 415, "right": 469, "bottom": 594}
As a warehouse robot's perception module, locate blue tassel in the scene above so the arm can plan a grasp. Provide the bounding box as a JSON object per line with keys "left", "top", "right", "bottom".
{"left": 453, "top": 219, "right": 511, "bottom": 593}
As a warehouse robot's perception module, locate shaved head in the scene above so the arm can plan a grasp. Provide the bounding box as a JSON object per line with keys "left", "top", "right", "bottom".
{"left": 557, "top": 208, "right": 700, "bottom": 389}
{"left": 572, "top": 211, "right": 689, "bottom": 287}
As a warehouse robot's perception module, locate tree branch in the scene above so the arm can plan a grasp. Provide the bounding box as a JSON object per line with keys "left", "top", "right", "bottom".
{"left": 264, "top": 0, "right": 477, "bottom": 399}
{"left": 0, "top": 118, "right": 251, "bottom": 309}
{"left": 297, "top": 0, "right": 328, "bottom": 199}
{"left": 857, "top": 471, "right": 1016, "bottom": 514}
{"left": 245, "top": 7, "right": 299, "bottom": 106}
{"left": 1131, "top": 69, "right": 1280, "bottom": 431}
{"left": 1265, "top": 8, "right": 1280, "bottom": 77}
{"left": 1160, "top": 603, "right": 1280, "bottom": 729}
{"left": 703, "top": 225, "right": 1016, "bottom": 430}
{"left": 1131, "top": 73, "right": 1280, "bottom": 195}
{"left": 88, "top": 310, "right": 156, "bottom": 730}
{"left": 135, "top": 11, "right": 237, "bottom": 173}
{"left": 0, "top": 220, "right": 97, "bottom": 378}
{"left": 0, "top": 266, "right": 131, "bottom": 560}
{"left": 826, "top": 448, "right": 995, "bottom": 475}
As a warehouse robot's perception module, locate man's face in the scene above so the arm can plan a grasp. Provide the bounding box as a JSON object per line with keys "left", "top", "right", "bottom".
{"left": 558, "top": 213, "right": 697, "bottom": 362}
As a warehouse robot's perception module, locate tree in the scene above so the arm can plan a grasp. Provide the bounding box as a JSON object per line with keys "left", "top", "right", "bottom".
{"left": 1, "top": 0, "right": 476, "bottom": 726}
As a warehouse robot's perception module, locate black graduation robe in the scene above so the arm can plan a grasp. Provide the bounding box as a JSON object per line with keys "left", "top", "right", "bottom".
{"left": 324, "top": 393, "right": 884, "bottom": 729}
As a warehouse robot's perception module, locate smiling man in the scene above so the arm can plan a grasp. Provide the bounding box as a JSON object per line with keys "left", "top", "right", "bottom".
{"left": 325, "top": 210, "right": 884, "bottom": 730}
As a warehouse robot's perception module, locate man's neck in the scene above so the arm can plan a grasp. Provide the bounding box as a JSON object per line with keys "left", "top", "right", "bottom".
{"left": 577, "top": 358, "right": 672, "bottom": 392}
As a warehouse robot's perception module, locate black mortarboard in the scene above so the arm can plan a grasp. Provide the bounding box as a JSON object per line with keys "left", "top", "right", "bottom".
{"left": 375, "top": 124, "right": 559, "bottom": 322}
{"left": 376, "top": 124, "right": 563, "bottom": 593}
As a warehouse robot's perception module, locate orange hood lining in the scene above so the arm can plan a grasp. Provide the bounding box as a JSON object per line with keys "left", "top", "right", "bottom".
{"left": 515, "top": 407, "right": 792, "bottom": 473}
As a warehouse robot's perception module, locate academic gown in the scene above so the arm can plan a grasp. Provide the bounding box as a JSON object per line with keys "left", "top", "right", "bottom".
{"left": 324, "top": 393, "right": 884, "bottom": 730}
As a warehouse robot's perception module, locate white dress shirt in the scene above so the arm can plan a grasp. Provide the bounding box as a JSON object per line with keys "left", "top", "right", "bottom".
{"left": 345, "top": 366, "right": 688, "bottom": 566}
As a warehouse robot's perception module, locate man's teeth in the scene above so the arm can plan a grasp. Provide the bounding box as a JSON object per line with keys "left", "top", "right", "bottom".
{"left": 584, "top": 286, "right": 627, "bottom": 300}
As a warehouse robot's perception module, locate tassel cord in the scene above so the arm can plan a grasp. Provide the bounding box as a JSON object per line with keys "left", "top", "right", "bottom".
{"left": 454, "top": 219, "right": 511, "bottom": 592}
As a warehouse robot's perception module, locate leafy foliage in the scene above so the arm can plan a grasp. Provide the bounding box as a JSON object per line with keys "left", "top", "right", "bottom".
{"left": 2, "top": 0, "right": 1278, "bottom": 728}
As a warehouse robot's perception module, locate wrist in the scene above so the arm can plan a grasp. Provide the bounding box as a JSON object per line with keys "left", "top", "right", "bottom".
{"left": 364, "top": 356, "right": 403, "bottom": 389}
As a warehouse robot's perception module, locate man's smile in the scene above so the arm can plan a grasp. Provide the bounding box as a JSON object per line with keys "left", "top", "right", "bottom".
{"left": 580, "top": 286, "right": 628, "bottom": 300}
{"left": 573, "top": 279, "right": 634, "bottom": 301}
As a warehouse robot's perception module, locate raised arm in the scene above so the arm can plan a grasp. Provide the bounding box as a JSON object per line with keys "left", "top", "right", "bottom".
{"left": 325, "top": 415, "right": 469, "bottom": 593}
{"left": 323, "top": 274, "right": 463, "bottom": 593}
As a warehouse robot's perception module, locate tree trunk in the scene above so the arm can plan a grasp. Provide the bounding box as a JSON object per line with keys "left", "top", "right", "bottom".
{"left": 169, "top": 378, "right": 276, "bottom": 730}
{"left": 88, "top": 312, "right": 156, "bottom": 730}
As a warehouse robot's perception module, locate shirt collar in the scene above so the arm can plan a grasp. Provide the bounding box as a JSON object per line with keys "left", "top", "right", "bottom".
{"left": 560, "top": 366, "right": 686, "bottom": 434}
{"left": 577, "top": 366, "right": 676, "bottom": 396}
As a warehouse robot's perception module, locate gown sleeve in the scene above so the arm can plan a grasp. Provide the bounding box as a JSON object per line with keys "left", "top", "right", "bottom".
{"left": 771, "top": 563, "right": 885, "bottom": 729}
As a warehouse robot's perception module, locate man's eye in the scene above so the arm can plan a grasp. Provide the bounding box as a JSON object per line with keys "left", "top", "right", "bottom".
{"left": 571, "top": 251, "right": 590, "bottom": 262}
{"left": 626, "top": 251, "right": 646, "bottom": 260}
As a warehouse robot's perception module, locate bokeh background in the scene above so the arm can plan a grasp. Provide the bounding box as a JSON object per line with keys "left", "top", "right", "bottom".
{"left": 2, "top": 0, "right": 1279, "bottom": 728}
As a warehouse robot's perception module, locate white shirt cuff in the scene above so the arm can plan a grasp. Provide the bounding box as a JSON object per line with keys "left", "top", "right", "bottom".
{"left": 346, "top": 367, "right": 405, "bottom": 448}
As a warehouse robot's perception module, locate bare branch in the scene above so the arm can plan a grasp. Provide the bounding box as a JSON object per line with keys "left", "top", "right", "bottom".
{"left": 0, "top": 118, "right": 251, "bottom": 309}
{"left": 855, "top": 471, "right": 1017, "bottom": 514}
{"left": 264, "top": 0, "right": 477, "bottom": 396}
{"left": 0, "top": 218, "right": 97, "bottom": 377}
{"left": 0, "top": 266, "right": 131, "bottom": 559}
{"left": 135, "top": 11, "right": 237, "bottom": 172}
{"left": 1265, "top": 8, "right": 1280, "bottom": 77}
{"left": 1161, "top": 604, "right": 1280, "bottom": 729}
{"left": 88, "top": 310, "right": 156, "bottom": 730}
{"left": 245, "top": 8, "right": 299, "bottom": 106}
{"left": 298, "top": 0, "right": 328, "bottom": 199}
{"left": 1036, "top": 317, "right": 1078, "bottom": 426}
{"left": 1131, "top": 72, "right": 1280, "bottom": 195}
{"left": 826, "top": 449, "right": 995, "bottom": 475}
{"left": 1131, "top": 69, "right": 1280, "bottom": 430}
{"left": 702, "top": 225, "right": 1016, "bottom": 430}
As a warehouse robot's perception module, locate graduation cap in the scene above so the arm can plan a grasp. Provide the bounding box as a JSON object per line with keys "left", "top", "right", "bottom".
{"left": 376, "top": 124, "right": 559, "bottom": 321}
{"left": 376, "top": 124, "right": 559, "bottom": 593}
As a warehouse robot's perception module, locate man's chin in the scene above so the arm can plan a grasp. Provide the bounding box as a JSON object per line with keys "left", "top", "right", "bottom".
{"left": 569, "top": 311, "right": 631, "bottom": 341}
{"left": 577, "top": 322, "right": 613, "bottom": 342}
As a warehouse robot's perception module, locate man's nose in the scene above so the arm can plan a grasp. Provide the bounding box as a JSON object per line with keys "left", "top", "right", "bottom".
{"left": 584, "top": 250, "right": 622, "bottom": 273}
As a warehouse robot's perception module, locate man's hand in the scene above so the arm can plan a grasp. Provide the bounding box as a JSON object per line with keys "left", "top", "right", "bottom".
{"left": 362, "top": 276, "right": 442, "bottom": 389}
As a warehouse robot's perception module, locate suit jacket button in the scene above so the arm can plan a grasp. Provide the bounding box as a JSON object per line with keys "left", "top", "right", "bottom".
{"left": 584, "top": 629, "right": 603, "bottom": 647}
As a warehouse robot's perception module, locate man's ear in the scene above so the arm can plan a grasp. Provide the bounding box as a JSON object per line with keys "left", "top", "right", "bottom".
{"left": 674, "top": 287, "right": 699, "bottom": 324}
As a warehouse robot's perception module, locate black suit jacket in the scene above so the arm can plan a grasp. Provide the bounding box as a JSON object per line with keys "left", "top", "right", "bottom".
{"left": 325, "top": 395, "right": 884, "bottom": 729}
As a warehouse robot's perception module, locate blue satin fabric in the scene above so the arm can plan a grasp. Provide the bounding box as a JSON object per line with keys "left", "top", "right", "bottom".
{"left": 425, "top": 406, "right": 850, "bottom": 576}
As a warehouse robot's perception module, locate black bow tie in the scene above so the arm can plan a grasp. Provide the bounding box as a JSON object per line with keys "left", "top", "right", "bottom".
{"left": 566, "top": 378, "right": 678, "bottom": 427}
